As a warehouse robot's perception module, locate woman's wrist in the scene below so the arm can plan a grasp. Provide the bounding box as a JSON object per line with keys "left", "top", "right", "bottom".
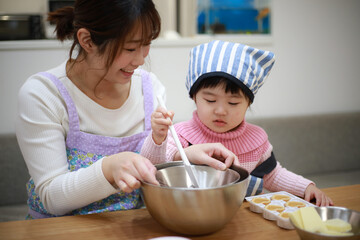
{"left": 101, "top": 156, "right": 115, "bottom": 185}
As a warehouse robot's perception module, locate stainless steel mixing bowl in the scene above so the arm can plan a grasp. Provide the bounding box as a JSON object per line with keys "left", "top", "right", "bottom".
{"left": 290, "top": 206, "right": 360, "bottom": 240}
{"left": 156, "top": 165, "right": 240, "bottom": 188}
{"left": 141, "top": 161, "right": 249, "bottom": 235}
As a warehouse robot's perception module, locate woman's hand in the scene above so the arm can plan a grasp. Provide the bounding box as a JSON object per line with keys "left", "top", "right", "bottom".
{"left": 151, "top": 106, "right": 174, "bottom": 145}
{"left": 102, "top": 152, "right": 159, "bottom": 193}
{"left": 176, "top": 143, "right": 238, "bottom": 171}
{"left": 304, "top": 183, "right": 334, "bottom": 206}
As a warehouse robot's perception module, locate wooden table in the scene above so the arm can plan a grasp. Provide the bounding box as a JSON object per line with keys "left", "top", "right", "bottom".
{"left": 1, "top": 185, "right": 359, "bottom": 240}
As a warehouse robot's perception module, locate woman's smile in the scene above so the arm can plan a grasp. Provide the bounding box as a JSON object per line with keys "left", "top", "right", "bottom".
{"left": 120, "top": 68, "right": 135, "bottom": 78}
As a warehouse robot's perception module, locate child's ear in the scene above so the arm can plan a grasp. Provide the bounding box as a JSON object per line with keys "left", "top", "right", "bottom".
{"left": 77, "top": 28, "right": 95, "bottom": 53}
{"left": 192, "top": 95, "right": 197, "bottom": 103}
{"left": 247, "top": 97, "right": 252, "bottom": 107}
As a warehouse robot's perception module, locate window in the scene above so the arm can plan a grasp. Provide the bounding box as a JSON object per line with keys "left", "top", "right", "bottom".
{"left": 197, "top": 0, "right": 271, "bottom": 34}
{"left": 154, "top": 0, "right": 271, "bottom": 38}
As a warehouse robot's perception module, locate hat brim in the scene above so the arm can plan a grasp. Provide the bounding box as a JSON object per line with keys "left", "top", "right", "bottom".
{"left": 189, "top": 71, "right": 254, "bottom": 103}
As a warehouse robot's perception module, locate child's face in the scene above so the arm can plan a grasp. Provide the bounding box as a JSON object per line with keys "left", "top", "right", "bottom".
{"left": 194, "top": 85, "right": 250, "bottom": 133}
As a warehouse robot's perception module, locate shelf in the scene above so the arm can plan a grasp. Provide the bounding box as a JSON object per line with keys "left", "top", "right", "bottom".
{"left": 0, "top": 34, "right": 273, "bottom": 51}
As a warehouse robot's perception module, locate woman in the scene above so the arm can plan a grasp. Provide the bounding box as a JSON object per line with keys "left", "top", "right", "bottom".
{"left": 16, "top": 0, "right": 237, "bottom": 219}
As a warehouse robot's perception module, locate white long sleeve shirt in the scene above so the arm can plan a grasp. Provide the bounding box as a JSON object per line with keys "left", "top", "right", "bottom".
{"left": 16, "top": 61, "right": 165, "bottom": 215}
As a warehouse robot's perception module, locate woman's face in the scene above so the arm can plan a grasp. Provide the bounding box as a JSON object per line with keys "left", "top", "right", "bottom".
{"left": 194, "top": 85, "right": 250, "bottom": 133}
{"left": 96, "top": 28, "right": 150, "bottom": 84}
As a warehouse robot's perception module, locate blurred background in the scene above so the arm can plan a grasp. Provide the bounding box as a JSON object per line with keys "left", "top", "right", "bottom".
{"left": 1, "top": 0, "right": 360, "bottom": 222}
{"left": 1, "top": 0, "right": 360, "bottom": 133}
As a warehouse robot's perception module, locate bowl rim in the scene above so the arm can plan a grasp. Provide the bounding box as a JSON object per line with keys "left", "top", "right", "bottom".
{"left": 142, "top": 178, "right": 244, "bottom": 190}
{"left": 157, "top": 164, "right": 240, "bottom": 184}
{"left": 141, "top": 162, "right": 249, "bottom": 190}
{"left": 289, "top": 206, "right": 360, "bottom": 237}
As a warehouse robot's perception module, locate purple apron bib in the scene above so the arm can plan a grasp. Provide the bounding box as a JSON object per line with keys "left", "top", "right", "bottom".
{"left": 26, "top": 70, "right": 153, "bottom": 219}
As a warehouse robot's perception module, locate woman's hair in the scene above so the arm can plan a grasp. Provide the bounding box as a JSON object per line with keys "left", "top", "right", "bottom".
{"left": 48, "top": 0, "right": 161, "bottom": 68}
{"left": 190, "top": 76, "right": 250, "bottom": 103}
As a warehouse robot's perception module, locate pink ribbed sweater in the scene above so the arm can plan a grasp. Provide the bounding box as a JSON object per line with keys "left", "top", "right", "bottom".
{"left": 141, "top": 111, "right": 313, "bottom": 197}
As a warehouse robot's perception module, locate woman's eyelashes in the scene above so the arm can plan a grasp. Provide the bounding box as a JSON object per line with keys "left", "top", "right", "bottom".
{"left": 124, "top": 43, "right": 151, "bottom": 53}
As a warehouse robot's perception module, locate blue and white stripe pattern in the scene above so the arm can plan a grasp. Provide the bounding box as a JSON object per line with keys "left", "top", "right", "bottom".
{"left": 186, "top": 40, "right": 275, "bottom": 102}
{"left": 246, "top": 175, "right": 264, "bottom": 197}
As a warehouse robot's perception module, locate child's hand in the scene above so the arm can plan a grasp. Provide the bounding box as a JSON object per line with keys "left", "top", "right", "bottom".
{"left": 304, "top": 183, "right": 334, "bottom": 206}
{"left": 151, "top": 106, "right": 174, "bottom": 145}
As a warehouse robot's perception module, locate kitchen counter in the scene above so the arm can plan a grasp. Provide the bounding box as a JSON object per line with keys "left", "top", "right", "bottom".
{"left": 0, "top": 184, "right": 359, "bottom": 240}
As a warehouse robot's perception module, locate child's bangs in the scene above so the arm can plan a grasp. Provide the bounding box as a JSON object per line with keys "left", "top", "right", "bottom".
{"left": 203, "top": 77, "right": 242, "bottom": 95}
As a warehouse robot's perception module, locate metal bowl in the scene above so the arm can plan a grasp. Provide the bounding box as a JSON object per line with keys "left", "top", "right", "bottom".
{"left": 290, "top": 206, "right": 360, "bottom": 240}
{"left": 141, "top": 161, "right": 249, "bottom": 235}
{"left": 156, "top": 165, "right": 240, "bottom": 188}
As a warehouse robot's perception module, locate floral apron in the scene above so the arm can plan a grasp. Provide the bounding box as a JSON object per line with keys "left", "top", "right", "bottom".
{"left": 26, "top": 70, "right": 153, "bottom": 219}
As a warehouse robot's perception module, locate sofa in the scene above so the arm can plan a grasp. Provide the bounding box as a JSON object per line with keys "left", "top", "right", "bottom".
{"left": 248, "top": 112, "right": 360, "bottom": 188}
{"left": 1, "top": 111, "right": 359, "bottom": 222}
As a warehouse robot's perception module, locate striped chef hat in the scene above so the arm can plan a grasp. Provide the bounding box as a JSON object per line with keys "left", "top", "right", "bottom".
{"left": 186, "top": 40, "right": 275, "bottom": 102}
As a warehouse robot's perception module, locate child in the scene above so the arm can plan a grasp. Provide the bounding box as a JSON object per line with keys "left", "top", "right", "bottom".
{"left": 141, "top": 40, "right": 333, "bottom": 206}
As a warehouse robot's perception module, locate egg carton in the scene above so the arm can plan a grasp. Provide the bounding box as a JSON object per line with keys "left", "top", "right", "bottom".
{"left": 245, "top": 191, "right": 315, "bottom": 229}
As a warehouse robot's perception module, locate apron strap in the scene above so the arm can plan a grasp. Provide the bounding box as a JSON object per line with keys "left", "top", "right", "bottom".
{"left": 246, "top": 175, "right": 264, "bottom": 196}
{"left": 140, "top": 70, "right": 153, "bottom": 131}
{"left": 246, "top": 152, "right": 277, "bottom": 196}
{"left": 38, "top": 72, "right": 80, "bottom": 132}
{"left": 250, "top": 151, "right": 277, "bottom": 178}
